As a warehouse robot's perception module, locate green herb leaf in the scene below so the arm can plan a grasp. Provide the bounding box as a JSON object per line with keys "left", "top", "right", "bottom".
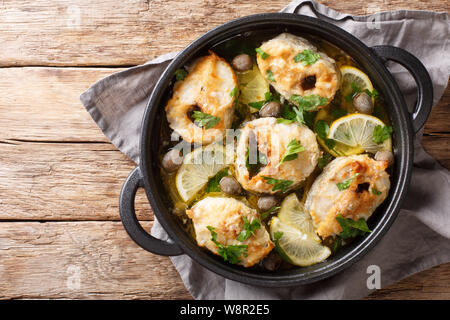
{"left": 248, "top": 101, "right": 265, "bottom": 110}
{"left": 260, "top": 206, "right": 280, "bottom": 220}
{"left": 262, "top": 176, "right": 293, "bottom": 193}
{"left": 192, "top": 111, "right": 220, "bottom": 129}
{"left": 330, "top": 236, "right": 342, "bottom": 253}
{"left": 372, "top": 125, "right": 392, "bottom": 144}
{"left": 318, "top": 153, "right": 332, "bottom": 169}
{"left": 273, "top": 231, "right": 284, "bottom": 241}
{"left": 293, "top": 106, "right": 305, "bottom": 125}
{"left": 276, "top": 118, "right": 294, "bottom": 124}
{"left": 237, "top": 217, "right": 261, "bottom": 242}
{"left": 175, "top": 68, "right": 188, "bottom": 81}
{"left": 345, "top": 82, "right": 362, "bottom": 102}
{"left": 314, "top": 120, "right": 336, "bottom": 150}
{"left": 372, "top": 187, "right": 382, "bottom": 195}
{"left": 230, "top": 87, "right": 238, "bottom": 97}
{"left": 364, "top": 88, "right": 379, "bottom": 100}
{"left": 207, "top": 226, "right": 248, "bottom": 264}
{"left": 293, "top": 49, "right": 321, "bottom": 65}
{"left": 266, "top": 70, "right": 276, "bottom": 82}
{"left": 290, "top": 94, "right": 328, "bottom": 111}
{"left": 281, "top": 104, "right": 297, "bottom": 120}
{"left": 205, "top": 168, "right": 229, "bottom": 193}
{"left": 255, "top": 48, "right": 270, "bottom": 59}
{"left": 336, "top": 214, "right": 371, "bottom": 239}
{"left": 279, "top": 139, "right": 305, "bottom": 165}
{"left": 314, "top": 120, "right": 329, "bottom": 140}
{"left": 336, "top": 173, "right": 360, "bottom": 191}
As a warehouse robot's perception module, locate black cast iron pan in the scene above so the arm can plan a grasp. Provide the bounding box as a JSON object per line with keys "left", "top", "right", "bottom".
{"left": 119, "top": 13, "right": 433, "bottom": 287}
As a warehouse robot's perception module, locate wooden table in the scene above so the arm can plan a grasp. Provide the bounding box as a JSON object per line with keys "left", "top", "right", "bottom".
{"left": 0, "top": 0, "right": 448, "bottom": 300}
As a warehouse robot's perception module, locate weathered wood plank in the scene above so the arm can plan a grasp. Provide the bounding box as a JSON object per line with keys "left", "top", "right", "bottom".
{"left": 0, "top": 141, "right": 151, "bottom": 221}
{"left": 0, "top": 220, "right": 448, "bottom": 300}
{"left": 0, "top": 221, "right": 192, "bottom": 299}
{"left": 367, "top": 263, "right": 450, "bottom": 300}
{"left": 0, "top": 0, "right": 447, "bottom": 66}
{"left": 0, "top": 67, "right": 122, "bottom": 142}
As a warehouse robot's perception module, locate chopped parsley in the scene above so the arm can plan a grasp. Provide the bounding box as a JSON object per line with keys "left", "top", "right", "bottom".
{"left": 318, "top": 153, "right": 332, "bottom": 169}
{"left": 204, "top": 168, "right": 229, "bottom": 193}
{"left": 262, "top": 176, "right": 293, "bottom": 193}
{"left": 175, "top": 68, "right": 188, "bottom": 81}
{"left": 345, "top": 82, "right": 362, "bottom": 102}
{"left": 273, "top": 231, "right": 284, "bottom": 241}
{"left": 266, "top": 70, "right": 276, "bottom": 82}
{"left": 237, "top": 216, "right": 261, "bottom": 242}
{"left": 207, "top": 226, "right": 248, "bottom": 264}
{"left": 372, "top": 125, "right": 392, "bottom": 144}
{"left": 365, "top": 88, "right": 379, "bottom": 100}
{"left": 276, "top": 118, "right": 294, "bottom": 124}
{"left": 290, "top": 94, "right": 328, "bottom": 111}
{"left": 260, "top": 206, "right": 280, "bottom": 220}
{"left": 255, "top": 47, "right": 270, "bottom": 59}
{"left": 336, "top": 173, "right": 360, "bottom": 191}
{"left": 192, "top": 111, "right": 220, "bottom": 129}
{"left": 372, "top": 187, "right": 382, "bottom": 195}
{"left": 314, "top": 120, "right": 336, "bottom": 149}
{"left": 248, "top": 91, "right": 280, "bottom": 110}
{"left": 279, "top": 139, "right": 305, "bottom": 165}
{"left": 230, "top": 87, "right": 238, "bottom": 97}
{"left": 330, "top": 236, "right": 342, "bottom": 253}
{"left": 293, "top": 49, "right": 321, "bottom": 65}
{"left": 336, "top": 214, "right": 371, "bottom": 239}
{"left": 293, "top": 106, "right": 305, "bottom": 125}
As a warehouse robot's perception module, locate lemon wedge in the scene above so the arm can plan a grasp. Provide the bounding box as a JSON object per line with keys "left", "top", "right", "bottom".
{"left": 340, "top": 66, "right": 375, "bottom": 111}
{"left": 175, "top": 144, "right": 233, "bottom": 202}
{"left": 328, "top": 114, "right": 392, "bottom": 154}
{"left": 237, "top": 64, "right": 269, "bottom": 113}
{"left": 277, "top": 193, "right": 319, "bottom": 241}
{"left": 270, "top": 217, "right": 331, "bottom": 267}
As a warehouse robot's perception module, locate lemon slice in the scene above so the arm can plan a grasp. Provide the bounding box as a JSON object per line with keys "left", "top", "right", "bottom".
{"left": 328, "top": 114, "right": 392, "bottom": 154}
{"left": 340, "top": 66, "right": 374, "bottom": 111}
{"left": 175, "top": 144, "right": 232, "bottom": 202}
{"left": 237, "top": 64, "right": 269, "bottom": 113}
{"left": 270, "top": 217, "right": 331, "bottom": 267}
{"left": 278, "top": 193, "right": 319, "bottom": 241}
{"left": 314, "top": 108, "right": 365, "bottom": 157}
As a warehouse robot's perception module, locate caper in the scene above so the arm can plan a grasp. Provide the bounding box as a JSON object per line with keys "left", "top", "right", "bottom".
{"left": 219, "top": 176, "right": 242, "bottom": 195}
{"left": 259, "top": 101, "right": 282, "bottom": 118}
{"left": 257, "top": 196, "right": 278, "bottom": 212}
{"left": 161, "top": 149, "right": 183, "bottom": 173}
{"left": 353, "top": 92, "right": 373, "bottom": 114}
{"left": 375, "top": 150, "right": 394, "bottom": 167}
{"left": 231, "top": 54, "right": 253, "bottom": 72}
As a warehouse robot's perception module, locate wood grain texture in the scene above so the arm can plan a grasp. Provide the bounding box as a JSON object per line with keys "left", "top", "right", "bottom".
{"left": 0, "top": 221, "right": 191, "bottom": 299}
{"left": 0, "top": 0, "right": 447, "bottom": 66}
{"left": 0, "top": 0, "right": 449, "bottom": 300}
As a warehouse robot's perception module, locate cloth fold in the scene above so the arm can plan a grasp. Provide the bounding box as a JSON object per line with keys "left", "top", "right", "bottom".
{"left": 80, "top": 0, "right": 450, "bottom": 299}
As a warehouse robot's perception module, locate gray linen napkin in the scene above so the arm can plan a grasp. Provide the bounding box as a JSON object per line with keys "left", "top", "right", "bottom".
{"left": 80, "top": 0, "right": 450, "bottom": 299}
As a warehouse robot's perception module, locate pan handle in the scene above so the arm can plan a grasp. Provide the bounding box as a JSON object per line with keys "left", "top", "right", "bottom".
{"left": 371, "top": 45, "right": 433, "bottom": 134}
{"left": 119, "top": 167, "right": 183, "bottom": 256}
